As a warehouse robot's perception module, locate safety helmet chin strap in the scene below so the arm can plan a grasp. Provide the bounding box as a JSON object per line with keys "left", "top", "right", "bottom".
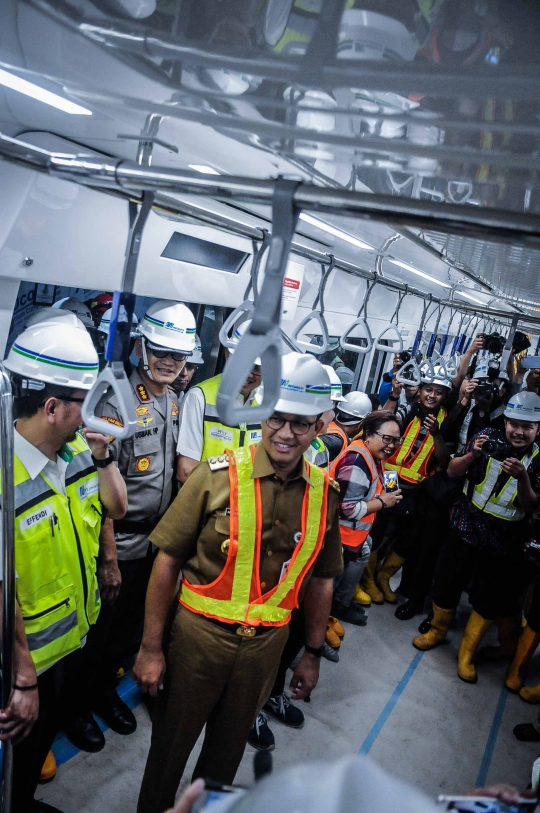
{"left": 141, "top": 337, "right": 155, "bottom": 381}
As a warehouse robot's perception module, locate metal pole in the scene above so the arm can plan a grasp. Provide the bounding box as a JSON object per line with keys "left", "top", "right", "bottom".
{"left": 0, "top": 362, "right": 15, "bottom": 813}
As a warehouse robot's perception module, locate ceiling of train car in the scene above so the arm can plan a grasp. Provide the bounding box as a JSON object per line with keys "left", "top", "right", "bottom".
{"left": 1, "top": 0, "right": 540, "bottom": 314}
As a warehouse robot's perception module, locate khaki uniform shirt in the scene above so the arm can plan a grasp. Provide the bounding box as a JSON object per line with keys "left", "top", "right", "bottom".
{"left": 151, "top": 443, "right": 343, "bottom": 600}
{"left": 97, "top": 367, "right": 179, "bottom": 560}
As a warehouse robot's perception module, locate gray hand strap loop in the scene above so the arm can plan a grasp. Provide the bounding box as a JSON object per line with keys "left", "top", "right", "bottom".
{"left": 82, "top": 362, "right": 139, "bottom": 440}
{"left": 217, "top": 178, "right": 300, "bottom": 426}
{"left": 291, "top": 256, "right": 334, "bottom": 354}
{"left": 396, "top": 359, "right": 422, "bottom": 386}
{"left": 339, "top": 278, "right": 377, "bottom": 355}
{"left": 219, "top": 301, "right": 255, "bottom": 350}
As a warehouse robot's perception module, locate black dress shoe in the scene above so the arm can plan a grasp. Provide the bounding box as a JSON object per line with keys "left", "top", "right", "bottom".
{"left": 395, "top": 600, "right": 423, "bottom": 621}
{"left": 64, "top": 710, "right": 105, "bottom": 752}
{"left": 513, "top": 723, "right": 540, "bottom": 742}
{"left": 33, "top": 801, "right": 65, "bottom": 813}
{"left": 418, "top": 616, "right": 432, "bottom": 635}
{"left": 94, "top": 688, "right": 137, "bottom": 735}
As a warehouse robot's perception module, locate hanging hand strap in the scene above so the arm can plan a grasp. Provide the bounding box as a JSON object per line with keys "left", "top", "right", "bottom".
{"left": 291, "top": 256, "right": 335, "bottom": 354}
{"left": 217, "top": 178, "right": 300, "bottom": 426}
{"left": 339, "top": 278, "right": 376, "bottom": 355}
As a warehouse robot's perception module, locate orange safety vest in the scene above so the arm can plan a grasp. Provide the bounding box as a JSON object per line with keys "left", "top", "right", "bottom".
{"left": 384, "top": 407, "right": 446, "bottom": 485}
{"left": 329, "top": 439, "right": 383, "bottom": 550}
{"left": 179, "top": 445, "right": 329, "bottom": 627}
{"left": 326, "top": 421, "right": 349, "bottom": 454}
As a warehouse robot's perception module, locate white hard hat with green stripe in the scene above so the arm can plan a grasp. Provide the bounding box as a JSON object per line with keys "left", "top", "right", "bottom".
{"left": 323, "top": 364, "right": 345, "bottom": 402}
{"left": 138, "top": 299, "right": 196, "bottom": 354}
{"left": 274, "top": 352, "right": 333, "bottom": 416}
{"left": 5, "top": 322, "right": 99, "bottom": 389}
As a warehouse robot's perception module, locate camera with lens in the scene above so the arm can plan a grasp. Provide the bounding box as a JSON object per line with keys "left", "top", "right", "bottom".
{"left": 481, "top": 437, "right": 512, "bottom": 461}
{"left": 398, "top": 350, "right": 411, "bottom": 365}
{"left": 480, "top": 332, "right": 504, "bottom": 355}
{"left": 475, "top": 381, "right": 500, "bottom": 401}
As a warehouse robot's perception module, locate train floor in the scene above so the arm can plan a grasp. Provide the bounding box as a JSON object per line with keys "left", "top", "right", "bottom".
{"left": 40, "top": 586, "right": 540, "bottom": 813}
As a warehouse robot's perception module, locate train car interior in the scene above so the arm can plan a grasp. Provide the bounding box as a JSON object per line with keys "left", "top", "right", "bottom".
{"left": 2, "top": 1, "right": 540, "bottom": 812}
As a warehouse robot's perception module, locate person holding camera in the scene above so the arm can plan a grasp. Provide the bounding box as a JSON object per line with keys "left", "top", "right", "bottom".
{"left": 412, "top": 390, "right": 540, "bottom": 684}
{"left": 456, "top": 363, "right": 510, "bottom": 453}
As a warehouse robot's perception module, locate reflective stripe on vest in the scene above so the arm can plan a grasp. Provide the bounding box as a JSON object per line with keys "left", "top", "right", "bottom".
{"left": 329, "top": 439, "right": 382, "bottom": 549}
{"left": 308, "top": 437, "right": 329, "bottom": 470}
{"left": 465, "top": 445, "right": 539, "bottom": 521}
{"left": 179, "top": 445, "right": 329, "bottom": 626}
{"left": 384, "top": 408, "right": 446, "bottom": 484}
{"left": 199, "top": 374, "right": 262, "bottom": 460}
{"left": 326, "top": 422, "right": 349, "bottom": 453}
{"left": 9, "top": 433, "right": 102, "bottom": 672}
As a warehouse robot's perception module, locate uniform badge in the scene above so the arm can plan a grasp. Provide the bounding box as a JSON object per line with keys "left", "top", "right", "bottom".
{"left": 136, "top": 457, "right": 151, "bottom": 472}
{"left": 103, "top": 416, "right": 124, "bottom": 428}
{"left": 171, "top": 404, "right": 179, "bottom": 417}
{"left": 135, "top": 405, "right": 149, "bottom": 417}
{"left": 136, "top": 384, "right": 151, "bottom": 403}
{"left": 137, "top": 416, "right": 154, "bottom": 426}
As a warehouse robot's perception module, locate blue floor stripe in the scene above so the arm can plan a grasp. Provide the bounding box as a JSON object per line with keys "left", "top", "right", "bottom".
{"left": 52, "top": 674, "right": 143, "bottom": 767}
{"left": 359, "top": 650, "right": 424, "bottom": 756}
{"left": 475, "top": 684, "right": 508, "bottom": 788}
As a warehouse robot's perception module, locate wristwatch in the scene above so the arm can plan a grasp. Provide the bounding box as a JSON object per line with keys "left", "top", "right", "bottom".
{"left": 91, "top": 454, "right": 115, "bottom": 469}
{"left": 375, "top": 494, "right": 387, "bottom": 509}
{"left": 388, "top": 394, "right": 399, "bottom": 402}
{"left": 304, "top": 644, "right": 323, "bottom": 658}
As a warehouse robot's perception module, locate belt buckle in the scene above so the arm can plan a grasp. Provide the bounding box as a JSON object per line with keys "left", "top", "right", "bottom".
{"left": 236, "top": 626, "right": 256, "bottom": 638}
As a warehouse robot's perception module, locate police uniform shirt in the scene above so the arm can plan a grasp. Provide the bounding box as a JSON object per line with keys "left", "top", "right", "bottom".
{"left": 97, "top": 367, "right": 179, "bottom": 560}
{"left": 151, "top": 442, "right": 343, "bottom": 597}
{"left": 176, "top": 384, "right": 261, "bottom": 461}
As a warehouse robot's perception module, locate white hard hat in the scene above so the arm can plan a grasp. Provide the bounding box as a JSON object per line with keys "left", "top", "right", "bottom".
{"left": 52, "top": 296, "right": 93, "bottom": 329}
{"left": 24, "top": 307, "right": 87, "bottom": 331}
{"left": 190, "top": 335, "right": 204, "bottom": 365}
{"left": 274, "top": 352, "right": 333, "bottom": 416}
{"left": 504, "top": 391, "right": 540, "bottom": 422}
{"left": 228, "top": 320, "right": 261, "bottom": 365}
{"left": 99, "top": 307, "right": 139, "bottom": 338}
{"left": 338, "top": 391, "right": 372, "bottom": 422}
{"left": 421, "top": 365, "right": 453, "bottom": 391}
{"left": 5, "top": 322, "right": 99, "bottom": 390}
{"left": 323, "top": 364, "right": 345, "bottom": 402}
{"left": 337, "top": 9, "right": 417, "bottom": 63}
{"left": 139, "top": 300, "right": 196, "bottom": 354}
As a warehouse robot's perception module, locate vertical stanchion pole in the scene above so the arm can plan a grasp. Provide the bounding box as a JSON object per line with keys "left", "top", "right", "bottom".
{"left": 0, "top": 362, "right": 15, "bottom": 813}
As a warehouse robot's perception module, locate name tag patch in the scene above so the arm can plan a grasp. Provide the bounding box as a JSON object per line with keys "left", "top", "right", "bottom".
{"left": 20, "top": 503, "right": 53, "bottom": 531}
{"left": 209, "top": 427, "right": 234, "bottom": 444}
{"left": 249, "top": 430, "right": 262, "bottom": 443}
{"left": 79, "top": 479, "right": 99, "bottom": 500}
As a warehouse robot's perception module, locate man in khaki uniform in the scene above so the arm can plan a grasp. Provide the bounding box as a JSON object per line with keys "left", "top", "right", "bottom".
{"left": 134, "top": 352, "right": 342, "bottom": 813}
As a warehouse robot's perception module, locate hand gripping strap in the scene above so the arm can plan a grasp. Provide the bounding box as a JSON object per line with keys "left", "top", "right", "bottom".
{"left": 81, "top": 362, "right": 138, "bottom": 440}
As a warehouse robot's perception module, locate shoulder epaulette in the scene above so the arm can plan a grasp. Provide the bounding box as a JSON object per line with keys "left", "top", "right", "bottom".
{"left": 207, "top": 455, "right": 230, "bottom": 472}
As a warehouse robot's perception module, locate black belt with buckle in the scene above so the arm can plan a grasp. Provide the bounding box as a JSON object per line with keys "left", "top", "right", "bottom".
{"left": 206, "top": 618, "right": 273, "bottom": 638}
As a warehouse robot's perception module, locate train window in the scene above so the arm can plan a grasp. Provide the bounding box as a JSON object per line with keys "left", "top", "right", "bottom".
{"left": 161, "top": 232, "right": 249, "bottom": 274}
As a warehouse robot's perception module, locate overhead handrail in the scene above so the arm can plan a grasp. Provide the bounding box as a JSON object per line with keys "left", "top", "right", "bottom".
{"left": 374, "top": 288, "right": 406, "bottom": 354}
{"left": 82, "top": 192, "right": 155, "bottom": 439}
{"left": 0, "top": 362, "right": 15, "bottom": 813}
{"left": 217, "top": 178, "right": 300, "bottom": 426}
{"left": 291, "top": 256, "right": 335, "bottom": 354}
{"left": 339, "top": 278, "right": 376, "bottom": 355}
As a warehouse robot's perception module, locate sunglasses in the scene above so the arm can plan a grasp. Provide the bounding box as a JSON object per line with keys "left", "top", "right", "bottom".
{"left": 148, "top": 346, "right": 188, "bottom": 363}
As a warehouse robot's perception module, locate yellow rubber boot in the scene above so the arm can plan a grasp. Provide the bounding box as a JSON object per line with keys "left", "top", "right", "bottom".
{"left": 325, "top": 623, "right": 341, "bottom": 649}
{"left": 353, "top": 585, "right": 372, "bottom": 607}
{"left": 39, "top": 751, "right": 57, "bottom": 784}
{"left": 413, "top": 604, "right": 454, "bottom": 651}
{"left": 376, "top": 552, "right": 404, "bottom": 604}
{"left": 457, "top": 611, "right": 493, "bottom": 684}
{"left": 360, "top": 551, "right": 384, "bottom": 604}
{"left": 520, "top": 683, "right": 540, "bottom": 704}
{"left": 506, "top": 625, "right": 540, "bottom": 692}
{"left": 328, "top": 616, "right": 345, "bottom": 639}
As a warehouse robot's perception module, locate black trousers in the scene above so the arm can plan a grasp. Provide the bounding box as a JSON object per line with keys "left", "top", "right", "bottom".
{"left": 11, "top": 650, "right": 80, "bottom": 813}
{"left": 66, "top": 551, "right": 154, "bottom": 713}
{"left": 526, "top": 572, "right": 540, "bottom": 633}
{"left": 269, "top": 605, "right": 306, "bottom": 698}
{"left": 432, "top": 528, "right": 530, "bottom": 619}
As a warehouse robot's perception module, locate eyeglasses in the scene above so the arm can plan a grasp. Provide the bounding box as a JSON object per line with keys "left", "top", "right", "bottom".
{"left": 266, "top": 415, "right": 317, "bottom": 436}
{"left": 373, "top": 431, "right": 402, "bottom": 447}
{"left": 148, "top": 347, "right": 188, "bottom": 362}
{"left": 39, "top": 396, "right": 86, "bottom": 407}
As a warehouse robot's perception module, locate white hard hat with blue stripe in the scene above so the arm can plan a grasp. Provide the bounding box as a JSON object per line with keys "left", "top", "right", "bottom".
{"left": 504, "top": 391, "right": 540, "bottom": 422}
{"left": 138, "top": 299, "right": 196, "bottom": 354}
{"left": 274, "top": 352, "right": 333, "bottom": 416}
